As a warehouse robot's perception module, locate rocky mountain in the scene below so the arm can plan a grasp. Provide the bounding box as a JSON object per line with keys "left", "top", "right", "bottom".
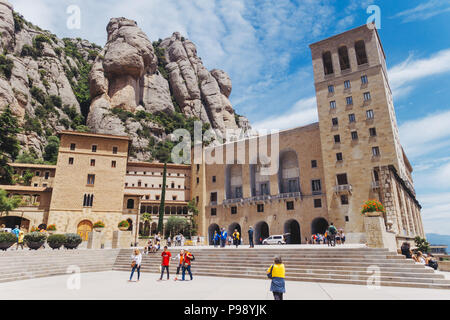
{"left": 0, "top": 0, "right": 249, "bottom": 162}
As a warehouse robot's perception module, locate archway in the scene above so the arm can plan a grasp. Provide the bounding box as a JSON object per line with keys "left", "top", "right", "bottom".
{"left": 77, "top": 220, "right": 93, "bottom": 241}
{"left": 208, "top": 223, "right": 220, "bottom": 245}
{"left": 254, "top": 221, "right": 269, "bottom": 244}
{"left": 284, "top": 219, "right": 301, "bottom": 244}
{"left": 0, "top": 216, "right": 30, "bottom": 230}
{"left": 311, "top": 217, "right": 329, "bottom": 235}
{"left": 228, "top": 222, "right": 241, "bottom": 243}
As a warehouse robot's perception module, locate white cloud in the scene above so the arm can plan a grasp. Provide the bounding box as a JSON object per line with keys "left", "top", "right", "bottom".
{"left": 392, "top": 0, "right": 450, "bottom": 23}
{"left": 252, "top": 96, "right": 318, "bottom": 131}
{"left": 399, "top": 110, "right": 450, "bottom": 158}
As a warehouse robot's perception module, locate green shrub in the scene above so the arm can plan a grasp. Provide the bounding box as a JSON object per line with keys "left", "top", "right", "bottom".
{"left": 0, "top": 232, "right": 17, "bottom": 243}
{"left": 30, "top": 86, "right": 46, "bottom": 105}
{"left": 13, "top": 12, "right": 24, "bottom": 32}
{"left": 59, "top": 118, "right": 70, "bottom": 129}
{"left": 24, "top": 231, "right": 47, "bottom": 244}
{"left": 118, "top": 220, "right": 130, "bottom": 228}
{"left": 21, "top": 44, "right": 37, "bottom": 58}
{"left": 0, "top": 54, "right": 14, "bottom": 80}
{"left": 64, "top": 233, "right": 82, "bottom": 248}
{"left": 24, "top": 115, "right": 42, "bottom": 136}
{"left": 54, "top": 47, "right": 62, "bottom": 57}
{"left": 47, "top": 234, "right": 66, "bottom": 249}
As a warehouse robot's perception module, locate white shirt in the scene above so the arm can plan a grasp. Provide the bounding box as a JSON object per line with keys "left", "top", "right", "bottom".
{"left": 131, "top": 253, "right": 142, "bottom": 266}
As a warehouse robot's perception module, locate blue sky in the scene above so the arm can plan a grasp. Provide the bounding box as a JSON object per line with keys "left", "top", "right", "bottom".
{"left": 9, "top": 0, "right": 450, "bottom": 235}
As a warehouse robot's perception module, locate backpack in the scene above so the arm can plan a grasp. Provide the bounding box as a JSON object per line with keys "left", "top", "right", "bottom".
{"left": 329, "top": 226, "right": 337, "bottom": 235}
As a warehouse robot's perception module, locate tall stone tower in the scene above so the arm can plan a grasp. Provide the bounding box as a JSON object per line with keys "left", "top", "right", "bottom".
{"left": 310, "top": 25, "right": 424, "bottom": 243}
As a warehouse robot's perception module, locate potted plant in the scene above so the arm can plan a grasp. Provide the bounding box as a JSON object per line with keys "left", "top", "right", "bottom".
{"left": 93, "top": 221, "right": 105, "bottom": 232}
{"left": 361, "top": 199, "right": 386, "bottom": 217}
{"left": 46, "top": 224, "right": 56, "bottom": 235}
{"left": 0, "top": 232, "right": 17, "bottom": 251}
{"left": 64, "top": 233, "right": 82, "bottom": 249}
{"left": 118, "top": 220, "right": 130, "bottom": 231}
{"left": 47, "top": 234, "right": 66, "bottom": 250}
{"left": 24, "top": 231, "right": 47, "bottom": 250}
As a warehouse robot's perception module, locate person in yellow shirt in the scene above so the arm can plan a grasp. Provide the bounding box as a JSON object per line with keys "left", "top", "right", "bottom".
{"left": 16, "top": 230, "right": 25, "bottom": 250}
{"left": 232, "top": 229, "right": 240, "bottom": 248}
{"left": 266, "top": 256, "right": 286, "bottom": 300}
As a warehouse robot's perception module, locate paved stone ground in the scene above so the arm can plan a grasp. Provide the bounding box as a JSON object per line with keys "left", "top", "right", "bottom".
{"left": 0, "top": 271, "right": 449, "bottom": 300}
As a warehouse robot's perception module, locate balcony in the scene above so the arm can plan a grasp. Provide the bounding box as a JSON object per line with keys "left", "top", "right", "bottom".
{"left": 371, "top": 181, "right": 380, "bottom": 190}
{"left": 274, "top": 192, "right": 302, "bottom": 200}
{"left": 210, "top": 201, "right": 218, "bottom": 206}
{"left": 334, "top": 184, "right": 352, "bottom": 194}
{"left": 223, "top": 198, "right": 244, "bottom": 206}
{"left": 245, "top": 194, "right": 272, "bottom": 204}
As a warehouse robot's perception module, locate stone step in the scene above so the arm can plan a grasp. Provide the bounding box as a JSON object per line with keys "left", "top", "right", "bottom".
{"left": 0, "top": 266, "right": 109, "bottom": 283}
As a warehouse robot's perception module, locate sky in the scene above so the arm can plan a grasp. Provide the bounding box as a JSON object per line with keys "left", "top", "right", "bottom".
{"left": 9, "top": 0, "right": 450, "bottom": 236}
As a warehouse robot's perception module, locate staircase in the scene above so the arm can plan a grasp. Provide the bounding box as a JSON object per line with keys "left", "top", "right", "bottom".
{"left": 113, "top": 247, "right": 450, "bottom": 289}
{"left": 0, "top": 249, "right": 120, "bottom": 283}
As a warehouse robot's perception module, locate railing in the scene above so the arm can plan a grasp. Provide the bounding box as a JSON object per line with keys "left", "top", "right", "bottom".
{"left": 371, "top": 181, "right": 380, "bottom": 189}
{"left": 245, "top": 194, "right": 272, "bottom": 203}
{"left": 334, "top": 184, "right": 352, "bottom": 193}
{"left": 210, "top": 201, "right": 218, "bottom": 206}
{"left": 223, "top": 198, "right": 244, "bottom": 205}
{"left": 274, "top": 192, "right": 302, "bottom": 200}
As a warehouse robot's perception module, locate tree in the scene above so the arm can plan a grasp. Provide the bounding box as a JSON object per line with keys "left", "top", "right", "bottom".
{"left": 0, "top": 189, "right": 22, "bottom": 216}
{"left": 157, "top": 162, "right": 167, "bottom": 234}
{"left": 187, "top": 199, "right": 199, "bottom": 237}
{"left": 43, "top": 136, "right": 59, "bottom": 164}
{"left": 0, "top": 106, "right": 21, "bottom": 184}
{"left": 165, "top": 216, "right": 189, "bottom": 238}
{"left": 414, "top": 236, "right": 430, "bottom": 253}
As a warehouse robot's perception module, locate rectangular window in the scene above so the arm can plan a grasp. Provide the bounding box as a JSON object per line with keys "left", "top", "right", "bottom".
{"left": 87, "top": 174, "right": 95, "bottom": 185}
{"left": 91, "top": 145, "right": 97, "bottom": 152}
{"left": 314, "top": 198, "right": 322, "bottom": 208}
{"left": 111, "top": 161, "right": 116, "bottom": 168}
{"left": 196, "top": 164, "right": 200, "bottom": 171}
{"left": 336, "top": 152, "right": 343, "bottom": 161}
{"left": 334, "top": 135, "right": 341, "bottom": 143}
{"left": 211, "top": 208, "right": 217, "bottom": 216}
{"left": 364, "top": 92, "right": 371, "bottom": 101}
{"left": 235, "top": 186, "right": 243, "bottom": 198}
{"left": 70, "top": 143, "right": 76, "bottom": 151}
{"left": 351, "top": 131, "right": 358, "bottom": 140}
{"left": 210, "top": 192, "right": 217, "bottom": 202}
{"left": 44, "top": 172, "right": 49, "bottom": 180}
{"left": 311, "top": 160, "right": 318, "bottom": 168}
{"left": 372, "top": 146, "right": 380, "bottom": 157}
{"left": 366, "top": 109, "right": 374, "bottom": 119}
{"left": 172, "top": 196, "right": 177, "bottom": 201}
{"left": 68, "top": 157, "right": 74, "bottom": 165}
{"left": 311, "top": 179, "right": 322, "bottom": 193}
{"left": 373, "top": 169, "right": 380, "bottom": 181}
{"left": 83, "top": 194, "right": 94, "bottom": 207}
{"left": 156, "top": 195, "right": 160, "bottom": 200}
{"left": 231, "top": 206, "right": 237, "bottom": 214}
{"left": 346, "top": 96, "right": 353, "bottom": 105}
{"left": 361, "top": 75, "right": 368, "bottom": 84}
{"left": 196, "top": 177, "right": 199, "bottom": 184}
{"left": 260, "top": 182, "right": 270, "bottom": 195}
{"left": 112, "top": 147, "right": 118, "bottom": 154}
{"left": 257, "top": 204, "right": 264, "bottom": 213}
{"left": 344, "top": 80, "right": 351, "bottom": 89}
{"left": 337, "top": 173, "right": 348, "bottom": 185}
{"left": 369, "top": 127, "right": 377, "bottom": 137}
{"left": 332, "top": 117, "right": 338, "bottom": 126}
{"left": 330, "top": 101, "right": 336, "bottom": 109}
{"left": 341, "top": 195, "right": 349, "bottom": 205}
{"left": 35, "top": 171, "right": 40, "bottom": 176}
{"left": 345, "top": 215, "right": 349, "bottom": 222}
{"left": 212, "top": 176, "right": 216, "bottom": 183}
{"left": 286, "top": 201, "right": 294, "bottom": 210}
{"left": 348, "top": 113, "right": 356, "bottom": 122}
{"left": 90, "top": 159, "right": 95, "bottom": 166}
{"left": 328, "top": 85, "right": 334, "bottom": 93}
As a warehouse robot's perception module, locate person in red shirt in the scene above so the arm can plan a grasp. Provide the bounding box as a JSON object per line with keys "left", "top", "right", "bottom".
{"left": 159, "top": 246, "right": 172, "bottom": 280}
{"left": 181, "top": 250, "right": 194, "bottom": 281}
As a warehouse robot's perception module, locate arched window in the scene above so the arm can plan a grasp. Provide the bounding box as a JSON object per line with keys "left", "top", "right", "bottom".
{"left": 322, "top": 51, "right": 334, "bottom": 75}
{"left": 127, "top": 199, "right": 134, "bottom": 209}
{"left": 338, "top": 46, "right": 350, "bottom": 70}
{"left": 355, "top": 40, "right": 368, "bottom": 65}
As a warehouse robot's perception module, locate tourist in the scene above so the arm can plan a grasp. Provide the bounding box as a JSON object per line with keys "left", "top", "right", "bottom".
{"left": 213, "top": 231, "right": 220, "bottom": 248}
{"left": 220, "top": 228, "right": 227, "bottom": 248}
{"left": 16, "top": 229, "right": 25, "bottom": 250}
{"left": 181, "top": 250, "right": 194, "bottom": 281}
{"left": 400, "top": 242, "right": 412, "bottom": 259}
{"left": 173, "top": 249, "right": 184, "bottom": 281}
{"left": 129, "top": 248, "right": 142, "bottom": 282}
{"left": 266, "top": 256, "right": 286, "bottom": 300}
{"left": 196, "top": 236, "right": 201, "bottom": 246}
{"left": 335, "top": 231, "right": 341, "bottom": 245}
{"left": 155, "top": 232, "right": 161, "bottom": 244}
{"left": 248, "top": 226, "right": 254, "bottom": 248}
{"left": 327, "top": 223, "right": 337, "bottom": 247}
{"left": 227, "top": 235, "right": 232, "bottom": 246}
{"left": 181, "top": 234, "right": 185, "bottom": 247}
{"left": 426, "top": 253, "right": 439, "bottom": 270}
{"left": 340, "top": 230, "right": 346, "bottom": 244}
{"left": 12, "top": 225, "right": 20, "bottom": 239}
{"left": 414, "top": 251, "right": 427, "bottom": 264}
{"left": 159, "top": 246, "right": 171, "bottom": 281}
{"left": 232, "top": 229, "right": 240, "bottom": 248}
{"left": 167, "top": 236, "right": 172, "bottom": 247}
{"left": 144, "top": 239, "right": 152, "bottom": 254}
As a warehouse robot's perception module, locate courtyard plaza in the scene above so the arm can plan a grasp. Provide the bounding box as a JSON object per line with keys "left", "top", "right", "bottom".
{"left": 0, "top": 270, "right": 449, "bottom": 300}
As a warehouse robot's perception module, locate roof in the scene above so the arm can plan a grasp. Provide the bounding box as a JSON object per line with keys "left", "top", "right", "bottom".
{"left": 0, "top": 185, "right": 52, "bottom": 192}
{"left": 8, "top": 163, "right": 56, "bottom": 170}
{"left": 127, "top": 161, "right": 191, "bottom": 170}
{"left": 58, "top": 130, "right": 131, "bottom": 141}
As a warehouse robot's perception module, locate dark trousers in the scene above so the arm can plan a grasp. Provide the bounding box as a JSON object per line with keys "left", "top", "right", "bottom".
{"left": 328, "top": 235, "right": 336, "bottom": 246}
{"left": 214, "top": 239, "right": 219, "bottom": 247}
{"left": 130, "top": 265, "right": 140, "bottom": 281}
{"left": 233, "top": 239, "right": 239, "bottom": 248}
{"left": 249, "top": 238, "right": 254, "bottom": 247}
{"left": 160, "top": 265, "right": 169, "bottom": 279}
{"left": 182, "top": 265, "right": 193, "bottom": 280}
{"left": 176, "top": 264, "right": 182, "bottom": 275}
{"left": 273, "top": 292, "right": 283, "bottom": 300}
{"left": 220, "top": 238, "right": 225, "bottom": 247}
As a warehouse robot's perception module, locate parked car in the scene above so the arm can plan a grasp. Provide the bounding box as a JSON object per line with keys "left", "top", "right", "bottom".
{"left": 262, "top": 235, "right": 286, "bottom": 245}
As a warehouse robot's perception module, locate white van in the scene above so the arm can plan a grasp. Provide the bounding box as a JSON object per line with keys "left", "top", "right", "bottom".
{"left": 262, "top": 235, "right": 286, "bottom": 245}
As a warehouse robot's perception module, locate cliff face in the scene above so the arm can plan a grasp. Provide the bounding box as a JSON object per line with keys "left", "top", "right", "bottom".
{"left": 0, "top": 1, "right": 249, "bottom": 162}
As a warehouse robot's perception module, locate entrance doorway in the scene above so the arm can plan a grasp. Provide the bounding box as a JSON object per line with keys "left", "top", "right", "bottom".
{"left": 311, "top": 217, "right": 329, "bottom": 235}
{"left": 0, "top": 216, "right": 30, "bottom": 230}
{"left": 254, "top": 221, "right": 269, "bottom": 244}
{"left": 208, "top": 223, "right": 220, "bottom": 245}
{"left": 77, "top": 220, "right": 93, "bottom": 241}
{"left": 284, "top": 219, "right": 301, "bottom": 244}
{"left": 228, "top": 222, "right": 241, "bottom": 243}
